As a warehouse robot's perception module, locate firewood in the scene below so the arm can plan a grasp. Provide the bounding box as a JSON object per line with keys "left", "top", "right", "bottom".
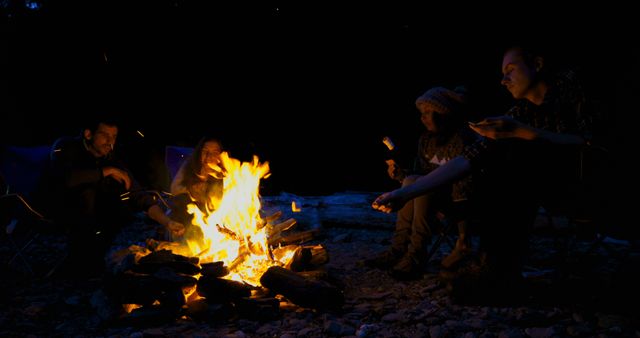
{"left": 297, "top": 269, "right": 329, "bottom": 281}
{"left": 132, "top": 249, "right": 201, "bottom": 275}
{"left": 138, "top": 249, "right": 199, "bottom": 265}
{"left": 260, "top": 266, "right": 344, "bottom": 311}
{"left": 286, "top": 246, "right": 311, "bottom": 271}
{"left": 157, "top": 284, "right": 187, "bottom": 309}
{"left": 306, "top": 244, "right": 329, "bottom": 266}
{"left": 268, "top": 229, "right": 320, "bottom": 247}
{"left": 106, "top": 245, "right": 151, "bottom": 275}
{"left": 152, "top": 267, "right": 198, "bottom": 287}
{"left": 268, "top": 218, "right": 297, "bottom": 236}
{"left": 234, "top": 296, "right": 280, "bottom": 320}
{"left": 265, "top": 210, "right": 283, "bottom": 223}
{"left": 197, "top": 277, "right": 252, "bottom": 303}
{"left": 286, "top": 244, "right": 329, "bottom": 271}
{"left": 105, "top": 270, "right": 194, "bottom": 305}
{"left": 271, "top": 245, "right": 298, "bottom": 263}
{"left": 105, "top": 271, "right": 167, "bottom": 305}
{"left": 200, "top": 261, "right": 229, "bottom": 278}
{"left": 184, "top": 299, "right": 234, "bottom": 322}
{"left": 257, "top": 210, "right": 283, "bottom": 230}
{"left": 118, "top": 304, "right": 179, "bottom": 326}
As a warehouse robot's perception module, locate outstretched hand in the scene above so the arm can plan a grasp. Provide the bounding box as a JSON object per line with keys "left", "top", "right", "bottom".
{"left": 205, "top": 162, "right": 227, "bottom": 180}
{"left": 371, "top": 190, "right": 406, "bottom": 214}
{"left": 167, "top": 220, "right": 185, "bottom": 237}
{"left": 469, "top": 116, "right": 536, "bottom": 140}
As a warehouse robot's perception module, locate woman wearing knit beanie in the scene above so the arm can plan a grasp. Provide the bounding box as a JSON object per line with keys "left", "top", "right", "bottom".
{"left": 365, "top": 86, "right": 477, "bottom": 280}
{"left": 373, "top": 46, "right": 599, "bottom": 303}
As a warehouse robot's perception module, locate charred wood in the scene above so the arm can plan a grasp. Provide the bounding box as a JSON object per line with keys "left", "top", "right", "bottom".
{"left": 257, "top": 210, "right": 283, "bottom": 230}
{"left": 234, "top": 296, "right": 280, "bottom": 321}
{"left": 197, "top": 277, "right": 252, "bottom": 303}
{"left": 260, "top": 266, "right": 344, "bottom": 311}
{"left": 286, "top": 246, "right": 311, "bottom": 271}
{"left": 152, "top": 267, "right": 198, "bottom": 287}
{"left": 297, "top": 269, "right": 329, "bottom": 281}
{"left": 307, "top": 244, "right": 329, "bottom": 266}
{"left": 268, "top": 218, "right": 297, "bottom": 237}
{"left": 118, "top": 304, "right": 180, "bottom": 327}
{"left": 200, "top": 261, "right": 229, "bottom": 278}
{"left": 104, "top": 270, "right": 192, "bottom": 306}
{"left": 132, "top": 249, "right": 201, "bottom": 275}
{"left": 184, "top": 299, "right": 234, "bottom": 322}
{"left": 287, "top": 244, "right": 329, "bottom": 271}
{"left": 268, "top": 229, "right": 320, "bottom": 247}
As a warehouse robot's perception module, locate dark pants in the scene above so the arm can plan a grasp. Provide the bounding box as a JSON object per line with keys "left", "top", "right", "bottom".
{"left": 392, "top": 175, "right": 463, "bottom": 262}
{"left": 62, "top": 178, "right": 133, "bottom": 268}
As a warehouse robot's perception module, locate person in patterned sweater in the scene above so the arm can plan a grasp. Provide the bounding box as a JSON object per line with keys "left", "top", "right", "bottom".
{"left": 373, "top": 46, "right": 598, "bottom": 301}
{"left": 366, "top": 86, "right": 477, "bottom": 280}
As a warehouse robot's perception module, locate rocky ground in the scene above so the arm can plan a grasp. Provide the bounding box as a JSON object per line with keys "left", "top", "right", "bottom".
{"left": 1, "top": 191, "right": 639, "bottom": 337}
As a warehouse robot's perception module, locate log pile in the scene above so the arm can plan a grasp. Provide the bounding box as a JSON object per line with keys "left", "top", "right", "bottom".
{"left": 103, "top": 238, "right": 342, "bottom": 325}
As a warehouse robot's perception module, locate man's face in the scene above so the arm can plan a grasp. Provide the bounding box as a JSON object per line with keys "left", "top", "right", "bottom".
{"left": 85, "top": 123, "right": 118, "bottom": 158}
{"left": 501, "top": 50, "right": 537, "bottom": 100}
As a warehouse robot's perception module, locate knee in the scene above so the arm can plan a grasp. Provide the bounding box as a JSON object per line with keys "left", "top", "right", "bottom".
{"left": 401, "top": 175, "right": 422, "bottom": 187}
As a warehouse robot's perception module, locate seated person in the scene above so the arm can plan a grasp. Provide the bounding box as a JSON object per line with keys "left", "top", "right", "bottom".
{"left": 365, "top": 86, "right": 476, "bottom": 280}
{"left": 373, "top": 46, "right": 598, "bottom": 303}
{"left": 166, "top": 136, "right": 224, "bottom": 242}
{"left": 37, "top": 114, "right": 182, "bottom": 273}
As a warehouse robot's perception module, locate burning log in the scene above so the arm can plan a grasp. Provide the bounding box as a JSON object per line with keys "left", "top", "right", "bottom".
{"left": 268, "top": 218, "right": 297, "bottom": 236}
{"left": 200, "top": 261, "right": 229, "bottom": 278}
{"left": 286, "top": 244, "right": 329, "bottom": 271}
{"left": 106, "top": 245, "right": 152, "bottom": 275}
{"left": 286, "top": 246, "right": 311, "bottom": 271}
{"left": 260, "top": 266, "right": 344, "bottom": 311}
{"left": 257, "top": 210, "right": 283, "bottom": 230}
{"left": 268, "top": 228, "right": 321, "bottom": 247}
{"left": 307, "top": 244, "right": 329, "bottom": 266}
{"left": 132, "top": 249, "right": 201, "bottom": 275}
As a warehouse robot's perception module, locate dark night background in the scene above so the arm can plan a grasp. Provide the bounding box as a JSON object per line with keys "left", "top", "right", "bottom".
{"left": 1, "top": 2, "right": 633, "bottom": 196}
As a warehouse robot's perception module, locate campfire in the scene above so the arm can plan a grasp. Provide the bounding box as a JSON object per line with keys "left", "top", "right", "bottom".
{"left": 104, "top": 152, "right": 342, "bottom": 324}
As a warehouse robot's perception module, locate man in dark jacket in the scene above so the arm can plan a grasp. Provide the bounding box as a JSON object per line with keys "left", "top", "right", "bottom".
{"left": 42, "top": 115, "right": 183, "bottom": 273}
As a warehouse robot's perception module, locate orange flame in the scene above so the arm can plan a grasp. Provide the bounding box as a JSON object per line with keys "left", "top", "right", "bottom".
{"left": 182, "top": 152, "right": 296, "bottom": 286}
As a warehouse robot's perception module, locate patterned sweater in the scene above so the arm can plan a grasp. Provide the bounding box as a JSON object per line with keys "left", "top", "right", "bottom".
{"left": 414, "top": 129, "right": 476, "bottom": 201}
{"left": 463, "top": 69, "right": 593, "bottom": 167}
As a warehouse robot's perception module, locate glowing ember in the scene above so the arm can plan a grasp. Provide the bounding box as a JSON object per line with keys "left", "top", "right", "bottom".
{"left": 180, "top": 152, "right": 296, "bottom": 286}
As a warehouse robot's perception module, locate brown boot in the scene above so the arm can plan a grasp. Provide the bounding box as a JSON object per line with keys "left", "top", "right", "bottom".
{"left": 390, "top": 254, "right": 423, "bottom": 280}
{"left": 364, "top": 249, "right": 403, "bottom": 270}
{"left": 441, "top": 239, "right": 471, "bottom": 269}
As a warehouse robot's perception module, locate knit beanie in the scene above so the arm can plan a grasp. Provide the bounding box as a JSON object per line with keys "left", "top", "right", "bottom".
{"left": 415, "top": 86, "right": 467, "bottom": 115}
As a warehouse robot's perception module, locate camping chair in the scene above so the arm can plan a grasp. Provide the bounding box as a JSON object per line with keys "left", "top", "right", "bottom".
{"left": 1, "top": 193, "right": 62, "bottom": 276}
{"left": 1, "top": 145, "right": 66, "bottom": 277}
{"left": 424, "top": 200, "right": 470, "bottom": 264}
{"left": 164, "top": 145, "right": 194, "bottom": 182}
{"left": 542, "top": 144, "right": 615, "bottom": 258}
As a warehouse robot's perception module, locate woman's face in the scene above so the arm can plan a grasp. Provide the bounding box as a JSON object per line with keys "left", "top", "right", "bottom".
{"left": 417, "top": 104, "right": 439, "bottom": 132}
{"left": 201, "top": 141, "right": 222, "bottom": 165}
